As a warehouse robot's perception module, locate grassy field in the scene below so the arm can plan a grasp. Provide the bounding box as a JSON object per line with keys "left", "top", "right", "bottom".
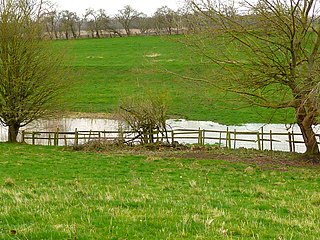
{"left": 1, "top": 143, "right": 319, "bottom": 239}
{"left": 55, "top": 36, "right": 294, "bottom": 125}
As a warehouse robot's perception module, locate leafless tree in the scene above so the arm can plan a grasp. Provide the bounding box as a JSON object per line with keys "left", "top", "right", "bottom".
{"left": 84, "top": 8, "right": 126, "bottom": 38}
{"left": 59, "top": 10, "right": 80, "bottom": 39}
{"left": 0, "top": 0, "right": 67, "bottom": 142}
{"left": 136, "top": 14, "right": 152, "bottom": 35}
{"left": 42, "top": 10, "right": 59, "bottom": 39}
{"left": 106, "top": 18, "right": 124, "bottom": 37}
{"left": 118, "top": 93, "right": 169, "bottom": 144}
{"left": 185, "top": 0, "right": 320, "bottom": 156}
{"left": 116, "top": 5, "right": 142, "bottom": 36}
{"left": 153, "top": 6, "right": 177, "bottom": 35}
{"left": 85, "top": 8, "right": 105, "bottom": 38}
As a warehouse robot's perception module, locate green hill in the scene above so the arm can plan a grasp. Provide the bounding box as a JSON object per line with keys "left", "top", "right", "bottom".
{"left": 55, "top": 36, "right": 294, "bottom": 125}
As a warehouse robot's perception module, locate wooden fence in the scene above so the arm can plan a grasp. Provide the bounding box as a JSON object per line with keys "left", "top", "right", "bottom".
{"left": 20, "top": 127, "right": 318, "bottom": 153}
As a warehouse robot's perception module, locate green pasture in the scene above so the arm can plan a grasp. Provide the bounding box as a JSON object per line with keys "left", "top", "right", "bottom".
{"left": 0, "top": 143, "right": 319, "bottom": 239}
{"left": 56, "top": 36, "right": 294, "bottom": 125}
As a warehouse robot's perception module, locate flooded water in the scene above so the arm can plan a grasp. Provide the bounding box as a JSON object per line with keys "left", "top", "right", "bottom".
{"left": 168, "top": 119, "right": 311, "bottom": 153}
{"left": 0, "top": 118, "right": 318, "bottom": 153}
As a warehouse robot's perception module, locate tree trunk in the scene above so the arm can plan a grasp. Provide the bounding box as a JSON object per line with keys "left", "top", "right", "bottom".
{"left": 8, "top": 123, "right": 20, "bottom": 143}
{"left": 71, "top": 27, "right": 77, "bottom": 39}
{"left": 125, "top": 27, "right": 131, "bottom": 36}
{"left": 297, "top": 122, "right": 319, "bottom": 155}
{"left": 296, "top": 106, "right": 319, "bottom": 155}
{"left": 96, "top": 30, "right": 100, "bottom": 38}
{"left": 54, "top": 30, "right": 58, "bottom": 39}
{"left": 114, "top": 31, "right": 122, "bottom": 37}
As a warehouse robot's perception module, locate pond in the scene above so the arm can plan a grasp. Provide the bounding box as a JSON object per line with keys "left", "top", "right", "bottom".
{"left": 0, "top": 118, "right": 318, "bottom": 153}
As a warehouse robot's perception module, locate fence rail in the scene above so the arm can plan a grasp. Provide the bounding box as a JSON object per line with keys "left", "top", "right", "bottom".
{"left": 19, "top": 127, "right": 320, "bottom": 153}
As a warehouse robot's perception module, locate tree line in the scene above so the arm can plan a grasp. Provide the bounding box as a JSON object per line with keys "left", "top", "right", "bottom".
{"left": 42, "top": 4, "right": 190, "bottom": 39}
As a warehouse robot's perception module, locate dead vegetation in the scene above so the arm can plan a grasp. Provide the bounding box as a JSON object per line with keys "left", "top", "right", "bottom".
{"left": 70, "top": 140, "right": 319, "bottom": 169}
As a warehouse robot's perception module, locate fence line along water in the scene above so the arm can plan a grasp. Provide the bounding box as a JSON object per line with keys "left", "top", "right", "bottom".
{"left": 20, "top": 127, "right": 316, "bottom": 153}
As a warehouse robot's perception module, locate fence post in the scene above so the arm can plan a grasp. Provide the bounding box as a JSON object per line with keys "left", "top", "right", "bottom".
{"left": 32, "top": 132, "right": 35, "bottom": 145}
{"left": 270, "top": 130, "right": 273, "bottom": 151}
{"left": 257, "top": 132, "right": 261, "bottom": 151}
{"left": 288, "top": 132, "right": 293, "bottom": 152}
{"left": 198, "top": 128, "right": 202, "bottom": 145}
{"left": 88, "top": 130, "right": 92, "bottom": 142}
{"left": 75, "top": 128, "right": 79, "bottom": 146}
{"left": 219, "top": 132, "right": 222, "bottom": 147}
{"left": 233, "top": 129, "right": 236, "bottom": 149}
{"left": 202, "top": 130, "right": 205, "bottom": 145}
{"left": 171, "top": 130, "right": 174, "bottom": 144}
{"left": 226, "top": 127, "right": 229, "bottom": 148}
{"left": 48, "top": 133, "right": 52, "bottom": 146}
{"left": 291, "top": 130, "right": 295, "bottom": 153}
{"left": 54, "top": 128, "right": 60, "bottom": 146}
{"left": 261, "top": 127, "right": 264, "bottom": 151}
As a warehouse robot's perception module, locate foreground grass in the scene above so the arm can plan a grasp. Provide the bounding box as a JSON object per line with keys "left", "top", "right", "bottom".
{"left": 1, "top": 143, "right": 320, "bottom": 239}
{"left": 56, "top": 36, "right": 293, "bottom": 125}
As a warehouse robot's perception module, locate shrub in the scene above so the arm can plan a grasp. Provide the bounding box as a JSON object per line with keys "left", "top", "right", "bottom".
{"left": 118, "top": 92, "right": 169, "bottom": 144}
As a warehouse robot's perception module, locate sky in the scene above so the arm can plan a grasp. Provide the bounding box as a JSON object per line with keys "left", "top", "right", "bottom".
{"left": 52, "top": 0, "right": 183, "bottom": 16}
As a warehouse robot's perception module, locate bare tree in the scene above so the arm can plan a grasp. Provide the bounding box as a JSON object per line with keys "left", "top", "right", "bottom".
{"left": 42, "top": 10, "right": 59, "bottom": 39}
{"left": 136, "top": 14, "right": 152, "bottom": 35}
{"left": 116, "top": 5, "right": 142, "bottom": 36}
{"left": 118, "top": 93, "right": 169, "bottom": 144}
{"left": 75, "top": 13, "right": 84, "bottom": 38}
{"left": 40, "top": 1, "right": 61, "bottom": 39}
{"left": 153, "top": 6, "right": 177, "bottom": 35}
{"left": 0, "top": 0, "right": 66, "bottom": 142}
{"left": 106, "top": 18, "right": 124, "bottom": 37}
{"left": 85, "top": 8, "right": 102, "bottom": 38}
{"left": 59, "top": 10, "right": 79, "bottom": 39}
{"left": 185, "top": 0, "right": 320, "bottom": 156}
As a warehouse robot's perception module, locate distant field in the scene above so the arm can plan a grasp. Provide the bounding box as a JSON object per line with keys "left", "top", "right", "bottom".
{"left": 55, "top": 36, "right": 294, "bottom": 125}
{"left": 1, "top": 143, "right": 319, "bottom": 239}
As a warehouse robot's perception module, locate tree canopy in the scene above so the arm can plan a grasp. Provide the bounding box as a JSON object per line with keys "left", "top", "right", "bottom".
{"left": 185, "top": 0, "right": 320, "bottom": 156}
{"left": 0, "top": 0, "right": 66, "bottom": 142}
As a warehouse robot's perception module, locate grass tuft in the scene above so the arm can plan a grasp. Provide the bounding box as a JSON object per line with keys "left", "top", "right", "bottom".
{"left": 4, "top": 177, "right": 15, "bottom": 187}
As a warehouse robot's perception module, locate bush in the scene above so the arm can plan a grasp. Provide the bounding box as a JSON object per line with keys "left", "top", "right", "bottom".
{"left": 118, "top": 92, "right": 169, "bottom": 144}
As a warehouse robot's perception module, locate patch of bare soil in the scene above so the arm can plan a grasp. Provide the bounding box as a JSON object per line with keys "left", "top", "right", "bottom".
{"left": 161, "top": 151, "right": 315, "bottom": 169}
{"left": 72, "top": 141, "right": 320, "bottom": 169}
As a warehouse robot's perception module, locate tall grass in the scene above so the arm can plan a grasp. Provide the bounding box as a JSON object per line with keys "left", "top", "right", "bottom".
{"left": 55, "top": 36, "right": 294, "bottom": 125}
{"left": 1, "top": 143, "right": 319, "bottom": 239}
